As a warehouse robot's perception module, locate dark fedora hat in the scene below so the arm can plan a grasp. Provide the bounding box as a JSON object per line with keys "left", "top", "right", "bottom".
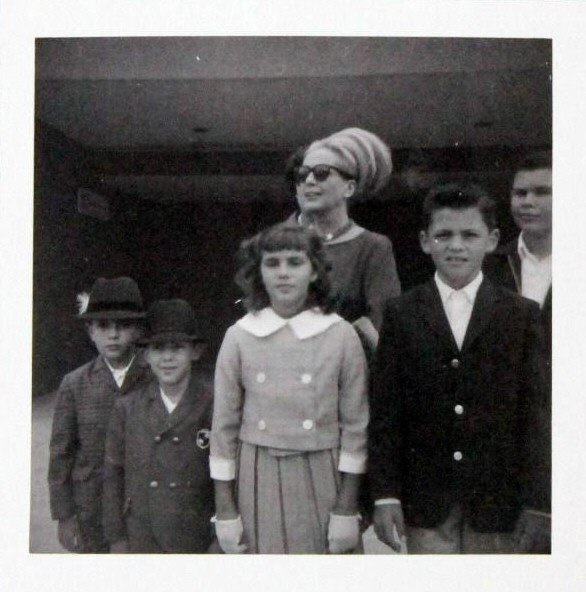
{"left": 78, "top": 277, "right": 146, "bottom": 320}
{"left": 139, "top": 299, "right": 207, "bottom": 344}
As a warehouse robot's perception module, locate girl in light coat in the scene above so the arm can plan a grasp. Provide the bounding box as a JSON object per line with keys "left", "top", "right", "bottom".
{"left": 210, "top": 223, "right": 368, "bottom": 554}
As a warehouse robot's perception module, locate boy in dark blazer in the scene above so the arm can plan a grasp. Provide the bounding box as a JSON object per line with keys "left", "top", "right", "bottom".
{"left": 369, "top": 184, "right": 550, "bottom": 554}
{"left": 103, "top": 299, "right": 215, "bottom": 553}
{"left": 48, "top": 277, "right": 150, "bottom": 552}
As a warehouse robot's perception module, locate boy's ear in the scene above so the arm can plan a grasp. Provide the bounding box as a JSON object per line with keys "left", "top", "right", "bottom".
{"left": 191, "top": 342, "right": 207, "bottom": 361}
{"left": 419, "top": 230, "right": 432, "bottom": 255}
{"left": 486, "top": 228, "right": 500, "bottom": 254}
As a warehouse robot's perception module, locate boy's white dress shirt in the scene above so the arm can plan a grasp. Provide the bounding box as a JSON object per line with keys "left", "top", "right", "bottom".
{"left": 435, "top": 271, "right": 483, "bottom": 350}
{"left": 518, "top": 234, "right": 552, "bottom": 308}
{"left": 105, "top": 355, "right": 136, "bottom": 388}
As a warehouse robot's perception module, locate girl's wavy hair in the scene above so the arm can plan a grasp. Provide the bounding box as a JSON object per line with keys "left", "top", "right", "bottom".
{"left": 235, "top": 223, "right": 334, "bottom": 313}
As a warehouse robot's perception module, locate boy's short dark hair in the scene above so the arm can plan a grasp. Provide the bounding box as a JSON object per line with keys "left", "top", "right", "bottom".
{"left": 515, "top": 149, "right": 552, "bottom": 173}
{"left": 235, "top": 223, "right": 334, "bottom": 313}
{"left": 422, "top": 183, "right": 498, "bottom": 231}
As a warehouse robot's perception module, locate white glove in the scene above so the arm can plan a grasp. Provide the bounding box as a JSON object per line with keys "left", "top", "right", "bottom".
{"left": 327, "top": 513, "right": 361, "bottom": 554}
{"left": 212, "top": 515, "right": 248, "bottom": 554}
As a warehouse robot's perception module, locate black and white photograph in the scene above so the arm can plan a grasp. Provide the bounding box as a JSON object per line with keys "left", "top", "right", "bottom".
{"left": 1, "top": 1, "right": 585, "bottom": 591}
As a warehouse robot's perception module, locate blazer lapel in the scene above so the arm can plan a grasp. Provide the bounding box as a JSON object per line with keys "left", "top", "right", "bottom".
{"left": 165, "top": 375, "right": 209, "bottom": 430}
{"left": 146, "top": 381, "right": 171, "bottom": 434}
{"left": 92, "top": 357, "right": 119, "bottom": 391}
{"left": 418, "top": 281, "right": 460, "bottom": 352}
{"left": 461, "top": 279, "right": 500, "bottom": 352}
{"left": 120, "top": 355, "right": 148, "bottom": 394}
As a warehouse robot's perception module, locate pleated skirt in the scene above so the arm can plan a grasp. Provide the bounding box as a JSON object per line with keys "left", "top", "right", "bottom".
{"left": 236, "top": 442, "right": 340, "bottom": 554}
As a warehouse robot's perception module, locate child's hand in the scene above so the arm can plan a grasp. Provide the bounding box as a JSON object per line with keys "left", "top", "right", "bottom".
{"left": 213, "top": 515, "right": 248, "bottom": 554}
{"left": 58, "top": 516, "right": 83, "bottom": 552}
{"left": 328, "top": 513, "right": 361, "bottom": 553}
{"left": 373, "top": 503, "right": 405, "bottom": 552}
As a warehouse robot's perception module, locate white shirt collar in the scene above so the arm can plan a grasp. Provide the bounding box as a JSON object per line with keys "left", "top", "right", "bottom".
{"left": 434, "top": 271, "right": 483, "bottom": 306}
{"left": 159, "top": 387, "right": 180, "bottom": 414}
{"left": 237, "top": 307, "right": 342, "bottom": 339}
{"left": 517, "top": 233, "right": 551, "bottom": 264}
{"left": 104, "top": 354, "right": 135, "bottom": 387}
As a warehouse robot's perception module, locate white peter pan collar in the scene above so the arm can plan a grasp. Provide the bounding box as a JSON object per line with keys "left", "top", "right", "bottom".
{"left": 237, "top": 307, "right": 342, "bottom": 340}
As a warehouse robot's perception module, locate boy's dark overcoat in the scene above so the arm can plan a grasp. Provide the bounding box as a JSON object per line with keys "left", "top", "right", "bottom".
{"left": 103, "top": 374, "right": 214, "bottom": 553}
{"left": 369, "top": 278, "right": 550, "bottom": 532}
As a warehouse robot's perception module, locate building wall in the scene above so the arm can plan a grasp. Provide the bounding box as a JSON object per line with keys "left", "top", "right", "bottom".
{"left": 33, "top": 125, "right": 292, "bottom": 395}
{"left": 33, "top": 123, "right": 544, "bottom": 396}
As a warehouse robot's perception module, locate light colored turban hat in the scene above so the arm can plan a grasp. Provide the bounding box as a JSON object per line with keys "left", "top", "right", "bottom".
{"left": 305, "top": 127, "right": 393, "bottom": 200}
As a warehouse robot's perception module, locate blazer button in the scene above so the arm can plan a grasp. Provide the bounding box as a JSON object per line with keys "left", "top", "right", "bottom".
{"left": 454, "top": 404, "right": 464, "bottom": 415}
{"left": 169, "top": 482, "right": 177, "bottom": 489}
{"left": 154, "top": 435, "right": 162, "bottom": 443}
{"left": 149, "top": 480, "right": 159, "bottom": 488}
{"left": 258, "top": 420, "right": 266, "bottom": 430}
{"left": 172, "top": 436, "right": 180, "bottom": 443}
{"left": 301, "top": 373, "right": 312, "bottom": 384}
{"left": 302, "top": 419, "right": 314, "bottom": 430}
{"left": 450, "top": 359, "right": 460, "bottom": 369}
{"left": 453, "top": 451, "right": 463, "bottom": 461}
{"left": 256, "top": 372, "right": 266, "bottom": 383}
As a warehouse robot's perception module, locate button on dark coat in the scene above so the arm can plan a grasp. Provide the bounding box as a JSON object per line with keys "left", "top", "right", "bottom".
{"left": 103, "top": 374, "right": 215, "bottom": 553}
{"left": 369, "top": 279, "right": 550, "bottom": 532}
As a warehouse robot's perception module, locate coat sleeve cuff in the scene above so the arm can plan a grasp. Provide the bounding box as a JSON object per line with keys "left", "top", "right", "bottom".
{"left": 374, "top": 498, "right": 401, "bottom": 506}
{"left": 210, "top": 456, "right": 236, "bottom": 480}
{"left": 338, "top": 451, "right": 367, "bottom": 474}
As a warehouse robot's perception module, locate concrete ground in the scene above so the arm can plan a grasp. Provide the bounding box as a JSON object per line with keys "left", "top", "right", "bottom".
{"left": 30, "top": 393, "right": 394, "bottom": 554}
{"left": 30, "top": 391, "right": 65, "bottom": 553}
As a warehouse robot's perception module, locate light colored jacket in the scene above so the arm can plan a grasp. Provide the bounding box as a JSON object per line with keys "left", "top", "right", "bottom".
{"left": 210, "top": 308, "right": 368, "bottom": 480}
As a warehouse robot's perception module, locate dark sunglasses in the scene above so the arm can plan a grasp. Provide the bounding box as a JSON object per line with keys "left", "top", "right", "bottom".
{"left": 294, "top": 164, "right": 354, "bottom": 184}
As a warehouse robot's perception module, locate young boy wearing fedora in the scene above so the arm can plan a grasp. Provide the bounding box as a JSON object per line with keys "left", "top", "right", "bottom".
{"left": 102, "top": 299, "right": 216, "bottom": 553}
{"left": 48, "top": 277, "right": 150, "bottom": 553}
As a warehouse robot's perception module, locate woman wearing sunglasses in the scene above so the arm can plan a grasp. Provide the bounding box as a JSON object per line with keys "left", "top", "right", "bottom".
{"left": 286, "top": 127, "right": 401, "bottom": 353}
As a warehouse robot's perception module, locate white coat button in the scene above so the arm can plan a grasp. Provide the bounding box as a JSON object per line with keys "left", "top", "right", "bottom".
{"left": 454, "top": 405, "right": 464, "bottom": 415}
{"left": 172, "top": 436, "right": 180, "bottom": 443}
{"left": 256, "top": 372, "right": 266, "bottom": 383}
{"left": 169, "top": 482, "right": 177, "bottom": 489}
{"left": 154, "top": 435, "right": 162, "bottom": 443}
{"left": 451, "top": 359, "right": 460, "bottom": 369}
{"left": 301, "top": 373, "right": 312, "bottom": 384}
{"left": 302, "top": 419, "right": 314, "bottom": 430}
{"left": 453, "top": 451, "right": 463, "bottom": 461}
{"left": 149, "top": 480, "right": 159, "bottom": 488}
{"left": 258, "top": 420, "right": 266, "bottom": 430}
